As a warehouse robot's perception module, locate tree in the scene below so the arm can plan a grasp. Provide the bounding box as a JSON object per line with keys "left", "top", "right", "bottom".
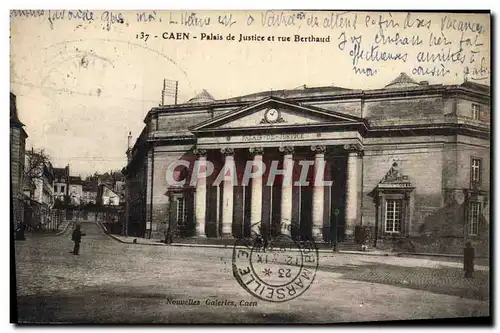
{"left": 24, "top": 148, "right": 52, "bottom": 200}
{"left": 84, "top": 172, "right": 100, "bottom": 184}
{"left": 53, "top": 194, "right": 71, "bottom": 209}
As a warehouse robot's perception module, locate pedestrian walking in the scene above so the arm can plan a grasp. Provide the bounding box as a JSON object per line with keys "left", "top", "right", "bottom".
{"left": 464, "top": 241, "right": 475, "bottom": 278}
{"left": 71, "top": 224, "right": 86, "bottom": 255}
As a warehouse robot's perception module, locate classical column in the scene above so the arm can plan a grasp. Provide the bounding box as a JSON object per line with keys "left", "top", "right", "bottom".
{"left": 279, "top": 146, "right": 294, "bottom": 237}
{"left": 249, "top": 147, "right": 264, "bottom": 237}
{"left": 311, "top": 145, "right": 326, "bottom": 242}
{"left": 344, "top": 144, "right": 363, "bottom": 240}
{"left": 221, "top": 148, "right": 235, "bottom": 238}
{"left": 194, "top": 148, "right": 208, "bottom": 237}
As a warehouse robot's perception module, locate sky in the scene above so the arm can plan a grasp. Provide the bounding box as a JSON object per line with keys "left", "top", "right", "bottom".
{"left": 9, "top": 10, "right": 490, "bottom": 177}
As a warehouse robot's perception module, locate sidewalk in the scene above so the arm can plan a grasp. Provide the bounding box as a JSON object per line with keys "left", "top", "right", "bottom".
{"left": 170, "top": 242, "right": 400, "bottom": 255}
{"left": 100, "top": 226, "right": 487, "bottom": 260}
{"left": 23, "top": 219, "right": 73, "bottom": 238}
{"left": 104, "top": 231, "right": 398, "bottom": 255}
{"left": 55, "top": 220, "right": 73, "bottom": 235}
{"left": 105, "top": 232, "right": 166, "bottom": 246}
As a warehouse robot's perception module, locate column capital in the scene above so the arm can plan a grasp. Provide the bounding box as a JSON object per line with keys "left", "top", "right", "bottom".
{"left": 249, "top": 147, "right": 264, "bottom": 156}
{"left": 343, "top": 143, "right": 364, "bottom": 157}
{"left": 311, "top": 145, "right": 326, "bottom": 154}
{"left": 279, "top": 146, "right": 294, "bottom": 155}
{"left": 221, "top": 148, "right": 235, "bottom": 156}
{"left": 193, "top": 148, "right": 207, "bottom": 157}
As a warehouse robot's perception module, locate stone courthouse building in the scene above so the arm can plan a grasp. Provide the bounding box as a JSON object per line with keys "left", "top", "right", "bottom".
{"left": 124, "top": 73, "right": 490, "bottom": 254}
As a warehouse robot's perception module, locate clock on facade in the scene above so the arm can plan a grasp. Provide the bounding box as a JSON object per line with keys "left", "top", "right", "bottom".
{"left": 264, "top": 108, "right": 280, "bottom": 123}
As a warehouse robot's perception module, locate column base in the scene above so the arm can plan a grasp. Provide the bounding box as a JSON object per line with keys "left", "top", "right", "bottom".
{"left": 248, "top": 232, "right": 259, "bottom": 239}
{"left": 221, "top": 234, "right": 235, "bottom": 239}
{"left": 344, "top": 236, "right": 355, "bottom": 243}
{"left": 279, "top": 231, "right": 292, "bottom": 238}
{"left": 311, "top": 225, "right": 323, "bottom": 243}
{"left": 192, "top": 234, "right": 207, "bottom": 239}
{"left": 312, "top": 235, "right": 324, "bottom": 243}
{"left": 344, "top": 227, "right": 355, "bottom": 242}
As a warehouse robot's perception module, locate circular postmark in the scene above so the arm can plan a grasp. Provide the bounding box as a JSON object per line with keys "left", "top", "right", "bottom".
{"left": 232, "top": 221, "right": 319, "bottom": 303}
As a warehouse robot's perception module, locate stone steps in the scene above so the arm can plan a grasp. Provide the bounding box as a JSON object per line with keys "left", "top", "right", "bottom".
{"left": 337, "top": 242, "right": 375, "bottom": 252}
{"left": 173, "top": 237, "right": 237, "bottom": 246}
{"left": 171, "top": 236, "right": 338, "bottom": 250}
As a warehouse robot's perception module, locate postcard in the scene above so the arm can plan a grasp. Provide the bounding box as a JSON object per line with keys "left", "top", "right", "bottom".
{"left": 10, "top": 10, "right": 490, "bottom": 324}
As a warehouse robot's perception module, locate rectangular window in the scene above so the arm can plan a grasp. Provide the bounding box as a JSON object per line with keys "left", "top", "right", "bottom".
{"left": 176, "top": 197, "right": 187, "bottom": 224}
{"left": 469, "top": 202, "right": 480, "bottom": 236}
{"left": 385, "top": 199, "right": 402, "bottom": 233}
{"left": 54, "top": 185, "right": 58, "bottom": 192}
{"left": 471, "top": 158, "right": 482, "bottom": 185}
{"left": 472, "top": 104, "right": 481, "bottom": 120}
{"left": 61, "top": 185, "right": 65, "bottom": 193}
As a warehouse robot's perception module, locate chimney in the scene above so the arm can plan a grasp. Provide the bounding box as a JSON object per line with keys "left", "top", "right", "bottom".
{"left": 126, "top": 131, "right": 133, "bottom": 163}
{"left": 127, "top": 131, "right": 132, "bottom": 150}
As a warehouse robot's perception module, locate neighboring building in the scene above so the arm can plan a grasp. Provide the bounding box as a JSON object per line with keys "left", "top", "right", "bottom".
{"left": 94, "top": 171, "right": 125, "bottom": 204}
{"left": 124, "top": 128, "right": 148, "bottom": 237}
{"left": 124, "top": 74, "right": 490, "bottom": 255}
{"left": 113, "top": 179, "right": 126, "bottom": 203}
{"left": 81, "top": 191, "right": 97, "bottom": 205}
{"left": 98, "top": 171, "right": 124, "bottom": 187}
{"left": 82, "top": 179, "right": 98, "bottom": 204}
{"left": 10, "top": 92, "right": 28, "bottom": 226}
{"left": 98, "top": 184, "right": 120, "bottom": 206}
{"left": 68, "top": 176, "right": 83, "bottom": 206}
{"left": 53, "top": 166, "right": 70, "bottom": 202}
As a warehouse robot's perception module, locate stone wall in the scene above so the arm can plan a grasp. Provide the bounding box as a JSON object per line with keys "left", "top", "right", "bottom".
{"left": 149, "top": 146, "right": 195, "bottom": 239}
{"left": 361, "top": 142, "right": 444, "bottom": 234}
{"left": 11, "top": 126, "right": 26, "bottom": 227}
{"left": 365, "top": 96, "right": 444, "bottom": 126}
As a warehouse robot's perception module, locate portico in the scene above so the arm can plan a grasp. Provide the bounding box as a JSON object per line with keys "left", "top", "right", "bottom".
{"left": 172, "top": 97, "right": 367, "bottom": 242}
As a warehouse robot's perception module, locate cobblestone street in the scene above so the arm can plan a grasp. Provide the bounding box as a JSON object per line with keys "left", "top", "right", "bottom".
{"left": 14, "top": 221, "right": 490, "bottom": 324}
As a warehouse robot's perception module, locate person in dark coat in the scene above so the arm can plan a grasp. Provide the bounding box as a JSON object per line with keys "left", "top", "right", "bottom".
{"left": 464, "top": 241, "right": 475, "bottom": 278}
{"left": 258, "top": 224, "right": 269, "bottom": 252}
{"left": 16, "top": 222, "right": 26, "bottom": 241}
{"left": 165, "top": 226, "right": 173, "bottom": 244}
{"left": 71, "top": 224, "right": 86, "bottom": 255}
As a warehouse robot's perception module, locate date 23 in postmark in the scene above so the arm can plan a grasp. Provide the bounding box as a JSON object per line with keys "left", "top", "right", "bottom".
{"left": 232, "top": 223, "right": 319, "bottom": 303}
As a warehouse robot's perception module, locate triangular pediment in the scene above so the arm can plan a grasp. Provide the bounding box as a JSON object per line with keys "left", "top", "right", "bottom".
{"left": 377, "top": 162, "right": 414, "bottom": 190}
{"left": 190, "top": 97, "right": 363, "bottom": 132}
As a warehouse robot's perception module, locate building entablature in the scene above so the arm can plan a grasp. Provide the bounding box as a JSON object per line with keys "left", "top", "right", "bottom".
{"left": 145, "top": 81, "right": 490, "bottom": 121}
{"left": 142, "top": 98, "right": 489, "bottom": 147}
